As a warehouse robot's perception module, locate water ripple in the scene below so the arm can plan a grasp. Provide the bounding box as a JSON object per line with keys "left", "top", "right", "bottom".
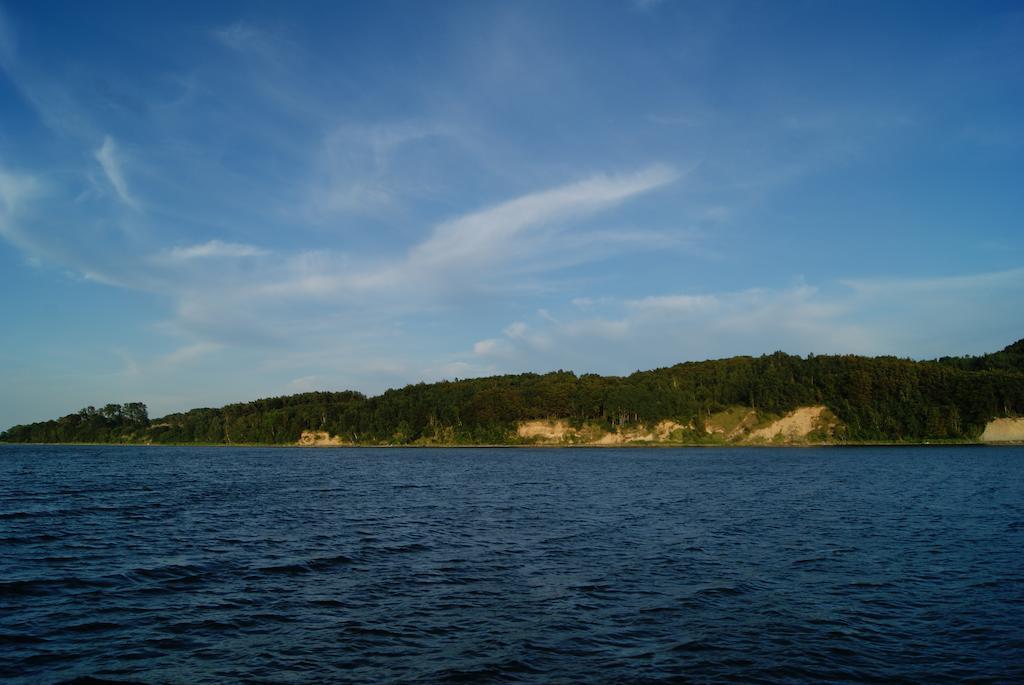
{"left": 1, "top": 444, "right": 1023, "bottom": 684}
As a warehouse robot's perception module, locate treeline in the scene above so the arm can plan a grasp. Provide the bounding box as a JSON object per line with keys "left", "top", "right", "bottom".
{"left": 2, "top": 402, "right": 150, "bottom": 444}
{"left": 3, "top": 341, "right": 1023, "bottom": 445}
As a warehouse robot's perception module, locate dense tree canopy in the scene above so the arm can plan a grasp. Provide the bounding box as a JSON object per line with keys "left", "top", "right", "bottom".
{"left": 4, "top": 341, "right": 1023, "bottom": 445}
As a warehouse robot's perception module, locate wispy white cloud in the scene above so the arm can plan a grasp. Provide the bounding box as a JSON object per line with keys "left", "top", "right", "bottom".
{"left": 408, "top": 164, "right": 678, "bottom": 272}
{"left": 633, "top": 0, "right": 670, "bottom": 9}
{"left": 647, "top": 112, "right": 702, "bottom": 126}
{"left": 472, "top": 339, "right": 500, "bottom": 356}
{"left": 840, "top": 267, "right": 1024, "bottom": 296}
{"left": 214, "top": 21, "right": 265, "bottom": 53}
{"left": 213, "top": 20, "right": 300, "bottom": 67}
{"left": 447, "top": 267, "right": 1024, "bottom": 378}
{"left": 699, "top": 205, "right": 732, "bottom": 223}
{"left": 158, "top": 342, "right": 223, "bottom": 367}
{"left": 286, "top": 375, "right": 322, "bottom": 393}
{"left": 628, "top": 293, "right": 718, "bottom": 313}
{"left": 95, "top": 135, "right": 139, "bottom": 208}
{"left": 0, "top": 167, "right": 42, "bottom": 247}
{"left": 0, "top": 167, "right": 39, "bottom": 218}
{"left": 306, "top": 121, "right": 458, "bottom": 218}
{"left": 248, "top": 165, "right": 680, "bottom": 304}
{"left": 162, "top": 240, "right": 269, "bottom": 261}
{"left": 501, "top": 320, "right": 552, "bottom": 350}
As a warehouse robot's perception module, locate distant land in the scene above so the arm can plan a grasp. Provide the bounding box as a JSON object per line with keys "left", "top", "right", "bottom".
{"left": 4, "top": 341, "right": 1024, "bottom": 447}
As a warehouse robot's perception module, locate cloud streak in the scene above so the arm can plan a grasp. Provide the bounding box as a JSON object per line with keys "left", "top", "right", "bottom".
{"left": 250, "top": 164, "right": 680, "bottom": 302}
{"left": 410, "top": 164, "right": 678, "bottom": 271}
{"left": 95, "top": 136, "right": 138, "bottom": 208}
{"left": 0, "top": 166, "right": 42, "bottom": 247}
{"left": 451, "top": 267, "right": 1024, "bottom": 378}
{"left": 163, "top": 240, "right": 269, "bottom": 260}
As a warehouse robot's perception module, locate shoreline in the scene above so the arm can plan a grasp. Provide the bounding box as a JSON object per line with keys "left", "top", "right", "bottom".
{"left": 3, "top": 440, "right": 1020, "bottom": 449}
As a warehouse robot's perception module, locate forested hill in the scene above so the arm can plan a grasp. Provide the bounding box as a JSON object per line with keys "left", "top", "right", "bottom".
{"left": 4, "top": 341, "right": 1024, "bottom": 445}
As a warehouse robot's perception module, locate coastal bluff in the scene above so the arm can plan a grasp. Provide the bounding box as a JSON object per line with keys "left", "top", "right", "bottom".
{"left": 980, "top": 418, "right": 1024, "bottom": 443}
{"left": 6, "top": 340, "right": 1024, "bottom": 447}
{"left": 514, "top": 405, "right": 841, "bottom": 446}
{"left": 297, "top": 430, "right": 346, "bottom": 447}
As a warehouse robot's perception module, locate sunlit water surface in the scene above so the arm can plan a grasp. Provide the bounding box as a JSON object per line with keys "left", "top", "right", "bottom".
{"left": 1, "top": 445, "right": 1022, "bottom": 684}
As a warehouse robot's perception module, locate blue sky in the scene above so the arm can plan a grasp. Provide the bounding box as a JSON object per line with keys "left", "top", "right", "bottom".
{"left": 1, "top": 0, "right": 1022, "bottom": 427}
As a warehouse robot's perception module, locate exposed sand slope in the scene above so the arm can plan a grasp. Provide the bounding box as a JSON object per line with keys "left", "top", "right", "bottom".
{"left": 517, "top": 420, "right": 573, "bottom": 442}
{"left": 746, "top": 406, "right": 832, "bottom": 443}
{"left": 298, "top": 430, "right": 345, "bottom": 446}
{"left": 517, "top": 419, "right": 686, "bottom": 444}
{"left": 592, "top": 427, "right": 652, "bottom": 444}
{"left": 980, "top": 418, "right": 1024, "bottom": 442}
{"left": 654, "top": 420, "right": 686, "bottom": 440}
{"left": 518, "top": 410, "right": 843, "bottom": 445}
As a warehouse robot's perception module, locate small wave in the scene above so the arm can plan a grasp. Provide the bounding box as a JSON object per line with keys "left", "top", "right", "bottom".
{"left": 571, "top": 583, "right": 622, "bottom": 598}
{"left": 0, "top": 533, "right": 62, "bottom": 544}
{"left": 257, "top": 562, "right": 309, "bottom": 575}
{"left": 433, "top": 659, "right": 544, "bottom": 683}
{"left": 63, "top": 622, "right": 122, "bottom": 635}
{"left": 0, "top": 577, "right": 114, "bottom": 597}
{"left": 258, "top": 553, "right": 357, "bottom": 575}
{"left": 307, "top": 554, "right": 358, "bottom": 570}
{"left": 0, "top": 510, "right": 40, "bottom": 520}
{"left": 309, "top": 598, "right": 347, "bottom": 607}
{"left": 165, "top": 618, "right": 238, "bottom": 634}
{"left": 143, "top": 636, "right": 200, "bottom": 650}
{"left": 23, "top": 651, "right": 75, "bottom": 666}
{"left": 671, "top": 639, "right": 720, "bottom": 652}
{"left": 239, "top": 610, "right": 299, "bottom": 626}
{"left": 380, "top": 542, "right": 431, "bottom": 554}
{"left": 848, "top": 580, "right": 893, "bottom": 589}
{"left": 694, "top": 585, "right": 744, "bottom": 597}
{"left": 57, "top": 674, "right": 150, "bottom": 684}
{"left": 0, "top": 633, "right": 48, "bottom": 645}
{"left": 342, "top": 624, "right": 406, "bottom": 639}
{"left": 122, "top": 563, "right": 213, "bottom": 587}
{"left": 638, "top": 605, "right": 679, "bottom": 615}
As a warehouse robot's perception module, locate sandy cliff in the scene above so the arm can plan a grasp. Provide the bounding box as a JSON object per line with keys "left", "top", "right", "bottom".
{"left": 297, "top": 430, "right": 346, "bottom": 446}
{"left": 514, "top": 406, "right": 841, "bottom": 446}
{"left": 979, "top": 418, "right": 1024, "bottom": 443}
{"left": 745, "top": 406, "right": 840, "bottom": 443}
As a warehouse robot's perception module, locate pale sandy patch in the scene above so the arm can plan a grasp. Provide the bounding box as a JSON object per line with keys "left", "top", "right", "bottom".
{"left": 654, "top": 420, "right": 685, "bottom": 440}
{"left": 517, "top": 420, "right": 574, "bottom": 442}
{"left": 747, "top": 406, "right": 828, "bottom": 442}
{"left": 980, "top": 417, "right": 1024, "bottom": 442}
{"left": 590, "top": 424, "right": 673, "bottom": 444}
{"left": 592, "top": 431, "right": 627, "bottom": 445}
{"left": 297, "top": 430, "right": 345, "bottom": 446}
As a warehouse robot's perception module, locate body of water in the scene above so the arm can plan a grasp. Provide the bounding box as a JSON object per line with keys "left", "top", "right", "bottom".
{"left": 1, "top": 445, "right": 1022, "bottom": 683}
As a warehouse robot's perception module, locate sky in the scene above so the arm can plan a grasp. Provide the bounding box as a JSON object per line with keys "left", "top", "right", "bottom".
{"left": 1, "top": 0, "right": 1023, "bottom": 428}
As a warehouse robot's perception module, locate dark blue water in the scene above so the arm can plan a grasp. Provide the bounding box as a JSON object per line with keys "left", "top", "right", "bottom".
{"left": 1, "top": 445, "right": 1022, "bottom": 684}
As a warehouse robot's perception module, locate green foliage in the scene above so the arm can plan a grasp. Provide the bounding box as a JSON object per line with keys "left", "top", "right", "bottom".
{"left": 3, "top": 339, "right": 1024, "bottom": 445}
{"left": 1, "top": 402, "right": 149, "bottom": 444}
